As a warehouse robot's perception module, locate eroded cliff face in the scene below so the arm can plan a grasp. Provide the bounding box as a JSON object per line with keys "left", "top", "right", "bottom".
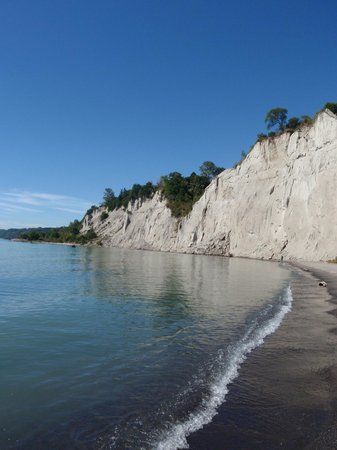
{"left": 81, "top": 109, "right": 337, "bottom": 261}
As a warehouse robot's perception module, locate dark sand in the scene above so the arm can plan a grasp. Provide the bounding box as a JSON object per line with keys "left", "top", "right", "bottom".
{"left": 187, "top": 262, "right": 337, "bottom": 449}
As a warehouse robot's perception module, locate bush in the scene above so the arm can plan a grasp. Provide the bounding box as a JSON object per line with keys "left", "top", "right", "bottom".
{"left": 68, "top": 220, "right": 81, "bottom": 235}
{"left": 257, "top": 133, "right": 267, "bottom": 142}
{"left": 286, "top": 117, "right": 301, "bottom": 130}
{"left": 100, "top": 162, "right": 223, "bottom": 217}
{"left": 328, "top": 256, "right": 337, "bottom": 264}
{"left": 84, "top": 229, "right": 97, "bottom": 240}
{"left": 100, "top": 211, "right": 109, "bottom": 221}
{"left": 21, "top": 230, "right": 41, "bottom": 241}
{"left": 86, "top": 205, "right": 98, "bottom": 216}
{"left": 301, "top": 115, "right": 313, "bottom": 125}
{"left": 160, "top": 171, "right": 210, "bottom": 217}
{"left": 103, "top": 182, "right": 156, "bottom": 211}
{"left": 325, "top": 103, "right": 337, "bottom": 115}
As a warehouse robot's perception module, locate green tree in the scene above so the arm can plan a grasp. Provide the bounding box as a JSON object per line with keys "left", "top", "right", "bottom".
{"left": 24, "top": 230, "right": 41, "bottom": 241}
{"left": 86, "top": 205, "right": 98, "bottom": 216}
{"left": 301, "top": 115, "right": 313, "bottom": 125}
{"left": 325, "top": 103, "right": 337, "bottom": 115}
{"left": 265, "top": 108, "right": 288, "bottom": 131}
{"left": 48, "top": 228, "right": 60, "bottom": 240}
{"left": 68, "top": 220, "right": 81, "bottom": 235}
{"left": 160, "top": 171, "right": 210, "bottom": 217}
{"left": 139, "top": 182, "right": 155, "bottom": 199}
{"left": 103, "top": 188, "right": 116, "bottom": 211}
{"left": 286, "top": 117, "right": 301, "bottom": 130}
{"left": 199, "top": 161, "right": 224, "bottom": 180}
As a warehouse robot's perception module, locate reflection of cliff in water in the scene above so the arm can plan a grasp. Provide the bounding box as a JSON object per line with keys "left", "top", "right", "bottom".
{"left": 78, "top": 247, "right": 291, "bottom": 321}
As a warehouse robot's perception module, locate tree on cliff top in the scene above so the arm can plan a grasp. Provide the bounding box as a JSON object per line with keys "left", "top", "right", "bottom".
{"left": 199, "top": 161, "right": 224, "bottom": 180}
{"left": 265, "top": 108, "right": 288, "bottom": 131}
{"left": 325, "top": 103, "right": 337, "bottom": 115}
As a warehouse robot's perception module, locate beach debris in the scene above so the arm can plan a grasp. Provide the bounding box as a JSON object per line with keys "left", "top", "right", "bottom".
{"left": 319, "top": 281, "right": 327, "bottom": 287}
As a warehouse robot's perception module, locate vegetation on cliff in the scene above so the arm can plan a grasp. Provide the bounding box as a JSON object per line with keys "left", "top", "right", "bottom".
{"left": 7, "top": 102, "right": 336, "bottom": 245}
{"left": 102, "top": 182, "right": 156, "bottom": 211}
{"left": 99, "top": 103, "right": 336, "bottom": 216}
{"left": 257, "top": 103, "right": 336, "bottom": 143}
{"left": 101, "top": 161, "right": 224, "bottom": 218}
{"left": 159, "top": 172, "right": 209, "bottom": 217}
{"left": 326, "top": 103, "right": 337, "bottom": 115}
{"left": 233, "top": 103, "right": 336, "bottom": 168}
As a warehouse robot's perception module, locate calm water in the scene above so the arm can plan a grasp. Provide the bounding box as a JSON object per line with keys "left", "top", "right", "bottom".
{"left": 0, "top": 239, "right": 293, "bottom": 449}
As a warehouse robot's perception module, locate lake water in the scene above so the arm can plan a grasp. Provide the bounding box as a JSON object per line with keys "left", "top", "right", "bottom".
{"left": 0, "top": 239, "right": 293, "bottom": 449}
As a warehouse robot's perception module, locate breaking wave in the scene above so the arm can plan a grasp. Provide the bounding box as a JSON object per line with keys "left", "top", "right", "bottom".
{"left": 154, "top": 285, "right": 293, "bottom": 450}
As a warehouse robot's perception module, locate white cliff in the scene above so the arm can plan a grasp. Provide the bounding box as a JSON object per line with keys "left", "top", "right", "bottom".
{"left": 81, "top": 109, "right": 337, "bottom": 261}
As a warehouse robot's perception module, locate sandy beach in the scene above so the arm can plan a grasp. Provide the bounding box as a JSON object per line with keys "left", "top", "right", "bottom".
{"left": 185, "top": 261, "right": 337, "bottom": 449}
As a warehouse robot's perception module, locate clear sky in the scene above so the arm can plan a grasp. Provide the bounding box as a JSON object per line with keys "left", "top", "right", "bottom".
{"left": 1, "top": 0, "right": 337, "bottom": 228}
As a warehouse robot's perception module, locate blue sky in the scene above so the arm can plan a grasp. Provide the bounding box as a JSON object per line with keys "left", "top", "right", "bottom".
{"left": 1, "top": 0, "right": 337, "bottom": 228}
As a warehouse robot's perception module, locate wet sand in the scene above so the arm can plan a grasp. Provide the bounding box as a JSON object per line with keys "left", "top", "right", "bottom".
{"left": 187, "top": 262, "right": 337, "bottom": 449}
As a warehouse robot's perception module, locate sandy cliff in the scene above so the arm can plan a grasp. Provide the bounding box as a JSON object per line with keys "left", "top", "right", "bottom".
{"left": 81, "top": 109, "right": 337, "bottom": 261}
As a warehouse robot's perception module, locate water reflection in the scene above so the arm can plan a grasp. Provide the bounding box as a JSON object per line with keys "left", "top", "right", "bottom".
{"left": 0, "top": 241, "right": 292, "bottom": 449}
{"left": 80, "top": 247, "right": 290, "bottom": 322}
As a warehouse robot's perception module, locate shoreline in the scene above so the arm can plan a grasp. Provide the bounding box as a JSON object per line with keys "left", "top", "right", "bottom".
{"left": 11, "top": 238, "right": 80, "bottom": 247}
{"left": 186, "top": 261, "right": 337, "bottom": 448}
{"left": 7, "top": 235, "right": 337, "bottom": 267}
{"left": 288, "top": 261, "right": 337, "bottom": 448}
{"left": 3, "top": 238, "right": 337, "bottom": 447}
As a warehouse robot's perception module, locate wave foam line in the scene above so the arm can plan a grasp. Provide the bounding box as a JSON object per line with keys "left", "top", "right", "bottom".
{"left": 155, "top": 285, "right": 293, "bottom": 450}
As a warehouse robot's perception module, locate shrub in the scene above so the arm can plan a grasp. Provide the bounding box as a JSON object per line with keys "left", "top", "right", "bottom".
{"left": 286, "top": 117, "right": 301, "bottom": 130}
{"left": 257, "top": 133, "right": 267, "bottom": 142}
{"left": 21, "top": 231, "right": 41, "bottom": 241}
{"left": 84, "top": 229, "right": 97, "bottom": 240}
{"left": 100, "top": 211, "right": 109, "bottom": 221}
{"left": 68, "top": 220, "right": 81, "bottom": 235}
{"left": 325, "top": 103, "right": 337, "bottom": 115}
{"left": 86, "top": 205, "right": 98, "bottom": 216}
{"left": 301, "top": 115, "right": 313, "bottom": 125}
{"left": 328, "top": 256, "right": 337, "bottom": 264}
{"left": 100, "top": 162, "right": 223, "bottom": 218}
{"left": 103, "top": 182, "right": 156, "bottom": 211}
{"left": 160, "top": 171, "right": 210, "bottom": 217}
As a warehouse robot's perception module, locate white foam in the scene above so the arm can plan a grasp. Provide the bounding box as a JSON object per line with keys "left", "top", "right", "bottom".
{"left": 154, "top": 285, "right": 293, "bottom": 450}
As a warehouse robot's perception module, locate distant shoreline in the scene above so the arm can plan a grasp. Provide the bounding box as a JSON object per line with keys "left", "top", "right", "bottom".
{"left": 10, "top": 238, "right": 81, "bottom": 247}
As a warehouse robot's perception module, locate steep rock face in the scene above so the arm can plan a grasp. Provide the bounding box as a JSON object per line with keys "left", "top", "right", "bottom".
{"left": 82, "top": 110, "right": 337, "bottom": 261}
{"left": 81, "top": 192, "right": 179, "bottom": 252}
